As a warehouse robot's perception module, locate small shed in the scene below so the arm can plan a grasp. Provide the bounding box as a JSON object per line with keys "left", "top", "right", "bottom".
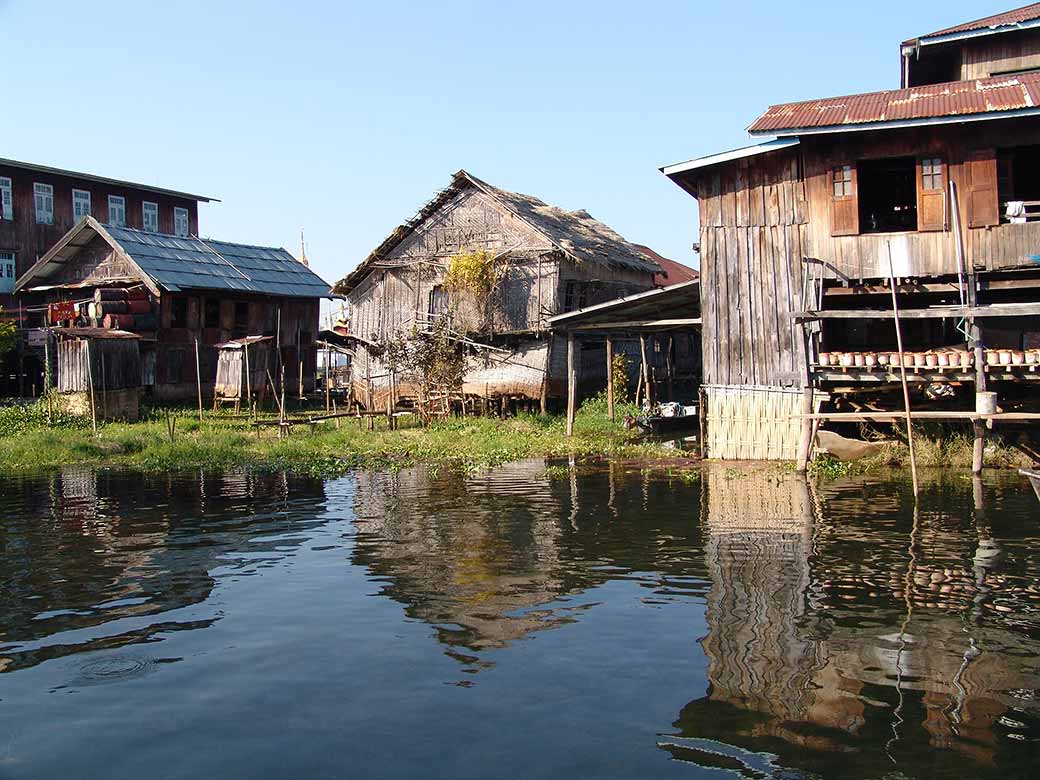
{"left": 214, "top": 336, "right": 274, "bottom": 410}
{"left": 55, "top": 327, "right": 143, "bottom": 421}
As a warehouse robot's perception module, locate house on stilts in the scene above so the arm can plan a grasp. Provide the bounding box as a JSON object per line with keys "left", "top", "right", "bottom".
{"left": 663, "top": 3, "right": 1040, "bottom": 468}
{"left": 15, "top": 217, "right": 331, "bottom": 402}
{"left": 333, "top": 170, "right": 692, "bottom": 411}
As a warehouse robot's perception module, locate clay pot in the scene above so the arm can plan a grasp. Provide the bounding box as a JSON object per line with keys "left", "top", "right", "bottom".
{"left": 999, "top": 349, "right": 1012, "bottom": 365}
{"left": 986, "top": 350, "right": 999, "bottom": 366}
{"left": 854, "top": 353, "right": 865, "bottom": 367}
{"left": 925, "top": 353, "right": 938, "bottom": 367}
{"left": 1012, "top": 350, "right": 1025, "bottom": 365}
{"left": 937, "top": 352, "right": 950, "bottom": 367}
{"left": 840, "top": 352, "right": 854, "bottom": 368}
{"left": 878, "top": 353, "right": 889, "bottom": 366}
{"left": 819, "top": 352, "right": 831, "bottom": 366}
{"left": 864, "top": 353, "right": 877, "bottom": 367}
{"left": 914, "top": 352, "right": 927, "bottom": 367}
{"left": 1026, "top": 350, "right": 1038, "bottom": 365}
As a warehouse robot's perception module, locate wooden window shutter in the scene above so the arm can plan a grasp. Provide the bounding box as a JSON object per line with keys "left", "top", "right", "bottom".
{"left": 917, "top": 157, "right": 947, "bottom": 232}
{"left": 830, "top": 165, "right": 859, "bottom": 236}
{"left": 966, "top": 149, "right": 1000, "bottom": 228}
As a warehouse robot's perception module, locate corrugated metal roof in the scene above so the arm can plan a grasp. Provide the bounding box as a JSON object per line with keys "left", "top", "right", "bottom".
{"left": 747, "top": 71, "right": 1040, "bottom": 135}
{"left": 105, "top": 226, "right": 332, "bottom": 298}
{"left": 0, "top": 157, "right": 217, "bottom": 202}
{"left": 907, "top": 3, "right": 1040, "bottom": 43}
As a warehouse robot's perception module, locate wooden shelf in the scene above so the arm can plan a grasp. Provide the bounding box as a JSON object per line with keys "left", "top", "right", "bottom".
{"left": 795, "top": 411, "right": 1040, "bottom": 421}
{"left": 794, "top": 302, "right": 1040, "bottom": 322}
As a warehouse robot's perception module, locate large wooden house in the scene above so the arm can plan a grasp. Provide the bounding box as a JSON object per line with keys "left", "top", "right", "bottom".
{"left": 1, "top": 157, "right": 212, "bottom": 310}
{"left": 15, "top": 217, "right": 331, "bottom": 401}
{"left": 664, "top": 3, "right": 1040, "bottom": 463}
{"left": 333, "top": 170, "right": 669, "bottom": 407}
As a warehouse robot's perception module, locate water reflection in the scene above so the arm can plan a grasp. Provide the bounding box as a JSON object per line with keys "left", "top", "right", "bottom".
{"left": 1, "top": 462, "right": 1039, "bottom": 778}
{"left": 0, "top": 468, "right": 326, "bottom": 674}
{"left": 665, "top": 469, "right": 1040, "bottom": 778}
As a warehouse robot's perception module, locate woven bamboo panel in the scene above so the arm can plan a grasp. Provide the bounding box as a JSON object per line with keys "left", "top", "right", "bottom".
{"left": 703, "top": 384, "right": 811, "bottom": 461}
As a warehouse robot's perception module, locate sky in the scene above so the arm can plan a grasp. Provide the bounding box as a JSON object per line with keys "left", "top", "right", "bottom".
{"left": 0, "top": 0, "right": 1009, "bottom": 286}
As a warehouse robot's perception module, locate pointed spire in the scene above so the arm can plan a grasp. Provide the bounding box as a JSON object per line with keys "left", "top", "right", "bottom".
{"left": 299, "top": 227, "right": 309, "bottom": 267}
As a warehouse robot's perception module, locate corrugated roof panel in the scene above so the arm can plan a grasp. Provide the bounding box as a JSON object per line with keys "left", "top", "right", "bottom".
{"left": 911, "top": 3, "right": 1040, "bottom": 41}
{"left": 748, "top": 71, "right": 1040, "bottom": 134}
{"left": 102, "top": 225, "right": 331, "bottom": 297}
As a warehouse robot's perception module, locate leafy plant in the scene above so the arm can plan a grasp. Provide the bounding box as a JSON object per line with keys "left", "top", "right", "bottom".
{"left": 0, "top": 307, "right": 16, "bottom": 356}
{"left": 611, "top": 353, "right": 629, "bottom": 404}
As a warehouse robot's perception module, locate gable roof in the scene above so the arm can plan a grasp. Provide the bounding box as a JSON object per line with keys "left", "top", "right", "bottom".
{"left": 631, "top": 244, "right": 698, "bottom": 287}
{"left": 747, "top": 70, "right": 1040, "bottom": 135}
{"left": 16, "top": 217, "right": 331, "bottom": 298}
{"left": 904, "top": 3, "right": 1040, "bottom": 45}
{"left": 0, "top": 157, "right": 216, "bottom": 202}
{"left": 333, "top": 170, "right": 660, "bottom": 294}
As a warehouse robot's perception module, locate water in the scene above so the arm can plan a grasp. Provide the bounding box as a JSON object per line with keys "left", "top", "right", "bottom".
{"left": 1, "top": 462, "right": 1039, "bottom": 779}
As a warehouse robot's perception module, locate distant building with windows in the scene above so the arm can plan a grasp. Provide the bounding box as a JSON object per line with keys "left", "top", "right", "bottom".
{"left": 0, "top": 157, "right": 215, "bottom": 306}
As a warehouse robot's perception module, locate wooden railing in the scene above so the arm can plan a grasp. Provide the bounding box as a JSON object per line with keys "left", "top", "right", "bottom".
{"left": 1002, "top": 200, "right": 1040, "bottom": 222}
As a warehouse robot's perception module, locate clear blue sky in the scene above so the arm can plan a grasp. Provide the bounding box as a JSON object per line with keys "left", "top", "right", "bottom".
{"left": 1, "top": 0, "right": 1004, "bottom": 284}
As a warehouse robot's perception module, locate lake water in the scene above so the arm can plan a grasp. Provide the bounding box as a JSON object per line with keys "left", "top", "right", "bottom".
{"left": 1, "top": 462, "right": 1039, "bottom": 779}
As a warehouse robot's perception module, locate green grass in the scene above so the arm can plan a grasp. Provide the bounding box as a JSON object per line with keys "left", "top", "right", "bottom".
{"left": 0, "top": 393, "right": 676, "bottom": 476}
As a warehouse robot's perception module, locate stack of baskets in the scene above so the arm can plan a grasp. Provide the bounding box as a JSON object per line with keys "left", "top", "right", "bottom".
{"left": 89, "top": 288, "right": 157, "bottom": 337}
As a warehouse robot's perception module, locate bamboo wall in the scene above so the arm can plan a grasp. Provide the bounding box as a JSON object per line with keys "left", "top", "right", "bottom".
{"left": 702, "top": 385, "right": 811, "bottom": 460}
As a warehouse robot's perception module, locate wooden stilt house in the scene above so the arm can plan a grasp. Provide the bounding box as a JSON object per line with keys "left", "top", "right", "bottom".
{"left": 15, "top": 217, "right": 331, "bottom": 402}
{"left": 333, "top": 170, "right": 671, "bottom": 411}
{"left": 663, "top": 4, "right": 1040, "bottom": 464}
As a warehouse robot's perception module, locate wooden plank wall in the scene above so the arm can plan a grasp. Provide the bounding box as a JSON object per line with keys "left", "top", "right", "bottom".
{"left": 959, "top": 31, "right": 1040, "bottom": 80}
{"left": 697, "top": 147, "right": 807, "bottom": 387}
{"left": 57, "top": 338, "right": 142, "bottom": 393}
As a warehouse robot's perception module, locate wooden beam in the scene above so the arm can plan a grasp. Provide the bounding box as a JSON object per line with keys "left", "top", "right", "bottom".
{"left": 566, "top": 332, "right": 577, "bottom": 437}
{"left": 794, "top": 303, "right": 1040, "bottom": 321}
{"left": 562, "top": 317, "right": 701, "bottom": 331}
{"left": 605, "top": 337, "right": 615, "bottom": 422}
{"left": 639, "top": 333, "right": 651, "bottom": 406}
{"left": 796, "top": 411, "right": 1040, "bottom": 420}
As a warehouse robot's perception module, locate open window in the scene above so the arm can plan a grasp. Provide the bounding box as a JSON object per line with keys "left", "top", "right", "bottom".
{"left": 858, "top": 157, "right": 917, "bottom": 233}
{"left": 997, "top": 145, "right": 1040, "bottom": 223}
{"left": 170, "top": 297, "right": 188, "bottom": 328}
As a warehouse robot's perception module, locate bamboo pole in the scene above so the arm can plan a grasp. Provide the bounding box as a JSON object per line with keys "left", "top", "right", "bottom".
{"left": 605, "top": 337, "right": 615, "bottom": 422}
{"left": 325, "top": 345, "right": 331, "bottom": 412}
{"left": 566, "top": 332, "right": 576, "bottom": 437}
{"left": 298, "top": 359, "right": 304, "bottom": 401}
{"left": 665, "top": 336, "right": 674, "bottom": 402}
{"left": 194, "top": 338, "right": 203, "bottom": 422}
{"left": 243, "top": 342, "right": 252, "bottom": 417}
{"left": 636, "top": 334, "right": 644, "bottom": 409}
{"left": 85, "top": 340, "right": 97, "bottom": 435}
{"left": 887, "top": 244, "right": 920, "bottom": 499}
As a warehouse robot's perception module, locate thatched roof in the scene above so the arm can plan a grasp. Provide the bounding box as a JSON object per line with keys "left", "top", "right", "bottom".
{"left": 333, "top": 170, "right": 661, "bottom": 294}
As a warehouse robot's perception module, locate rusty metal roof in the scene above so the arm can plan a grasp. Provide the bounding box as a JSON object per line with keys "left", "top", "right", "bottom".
{"left": 906, "top": 3, "right": 1040, "bottom": 44}
{"left": 747, "top": 71, "right": 1040, "bottom": 135}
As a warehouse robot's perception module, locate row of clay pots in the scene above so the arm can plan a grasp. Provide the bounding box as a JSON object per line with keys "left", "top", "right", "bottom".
{"left": 819, "top": 349, "right": 1040, "bottom": 369}
{"left": 818, "top": 350, "right": 974, "bottom": 369}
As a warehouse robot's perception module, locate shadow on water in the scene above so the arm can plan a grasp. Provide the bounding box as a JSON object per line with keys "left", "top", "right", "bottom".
{"left": 0, "top": 461, "right": 1039, "bottom": 778}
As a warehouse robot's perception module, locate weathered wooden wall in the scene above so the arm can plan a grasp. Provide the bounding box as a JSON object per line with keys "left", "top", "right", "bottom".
{"left": 347, "top": 186, "right": 656, "bottom": 401}
{"left": 696, "top": 147, "right": 808, "bottom": 387}
{"left": 57, "top": 337, "right": 142, "bottom": 393}
{"left": 958, "top": 29, "right": 1040, "bottom": 79}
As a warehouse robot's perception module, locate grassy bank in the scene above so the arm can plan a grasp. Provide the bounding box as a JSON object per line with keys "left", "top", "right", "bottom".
{"left": 0, "top": 393, "right": 680, "bottom": 476}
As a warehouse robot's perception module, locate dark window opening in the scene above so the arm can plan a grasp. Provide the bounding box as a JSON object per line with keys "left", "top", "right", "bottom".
{"left": 234, "top": 301, "right": 249, "bottom": 331}
{"left": 204, "top": 298, "right": 220, "bottom": 329}
{"left": 170, "top": 298, "right": 188, "bottom": 328}
{"left": 428, "top": 285, "right": 448, "bottom": 319}
{"left": 563, "top": 281, "right": 590, "bottom": 313}
{"left": 166, "top": 349, "right": 185, "bottom": 384}
{"left": 999, "top": 145, "right": 1040, "bottom": 222}
{"left": 858, "top": 156, "right": 917, "bottom": 233}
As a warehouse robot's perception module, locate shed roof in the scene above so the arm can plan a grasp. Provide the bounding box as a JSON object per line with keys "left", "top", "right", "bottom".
{"left": 905, "top": 3, "right": 1040, "bottom": 45}
{"left": 747, "top": 70, "right": 1040, "bottom": 135}
{"left": 548, "top": 279, "right": 699, "bottom": 333}
{"left": 17, "top": 218, "right": 332, "bottom": 299}
{"left": 334, "top": 170, "right": 660, "bottom": 294}
{"left": 0, "top": 157, "right": 216, "bottom": 202}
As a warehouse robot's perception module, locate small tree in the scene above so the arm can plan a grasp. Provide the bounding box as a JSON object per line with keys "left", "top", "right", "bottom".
{"left": 611, "top": 352, "right": 629, "bottom": 403}
{"left": 0, "top": 307, "right": 16, "bottom": 356}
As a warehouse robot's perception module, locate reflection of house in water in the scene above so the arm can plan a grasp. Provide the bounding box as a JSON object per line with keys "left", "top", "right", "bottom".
{"left": 350, "top": 460, "right": 706, "bottom": 664}
{"left": 0, "top": 468, "right": 325, "bottom": 673}
{"left": 664, "top": 469, "right": 1040, "bottom": 777}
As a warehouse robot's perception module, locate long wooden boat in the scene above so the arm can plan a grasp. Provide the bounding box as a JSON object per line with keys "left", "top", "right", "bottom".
{"left": 1020, "top": 468, "right": 1040, "bottom": 501}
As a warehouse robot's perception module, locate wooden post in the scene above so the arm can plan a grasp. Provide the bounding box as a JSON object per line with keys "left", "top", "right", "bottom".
{"left": 566, "top": 332, "right": 577, "bottom": 437}
{"left": 972, "top": 321, "right": 986, "bottom": 475}
{"left": 100, "top": 351, "right": 107, "bottom": 421}
{"left": 665, "top": 336, "right": 675, "bottom": 402}
{"left": 639, "top": 333, "right": 651, "bottom": 407}
{"left": 325, "top": 345, "right": 332, "bottom": 412}
{"left": 298, "top": 359, "right": 305, "bottom": 401}
{"left": 887, "top": 245, "right": 920, "bottom": 499}
{"left": 540, "top": 336, "right": 552, "bottom": 416}
{"left": 243, "top": 342, "right": 253, "bottom": 418}
{"left": 605, "top": 337, "right": 615, "bottom": 422}
{"left": 85, "top": 340, "right": 97, "bottom": 435}
{"left": 194, "top": 338, "right": 203, "bottom": 422}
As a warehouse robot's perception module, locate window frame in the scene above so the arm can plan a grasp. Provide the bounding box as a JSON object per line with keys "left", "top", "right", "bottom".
{"left": 920, "top": 157, "right": 944, "bottom": 192}
{"left": 0, "top": 177, "right": 12, "bottom": 220}
{"left": 832, "top": 165, "right": 855, "bottom": 198}
{"left": 0, "top": 250, "right": 15, "bottom": 294}
{"left": 142, "top": 201, "right": 159, "bottom": 232}
{"left": 108, "top": 194, "right": 127, "bottom": 228}
{"left": 72, "top": 188, "right": 92, "bottom": 220}
{"left": 33, "top": 182, "right": 54, "bottom": 225}
{"left": 174, "top": 207, "right": 190, "bottom": 237}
